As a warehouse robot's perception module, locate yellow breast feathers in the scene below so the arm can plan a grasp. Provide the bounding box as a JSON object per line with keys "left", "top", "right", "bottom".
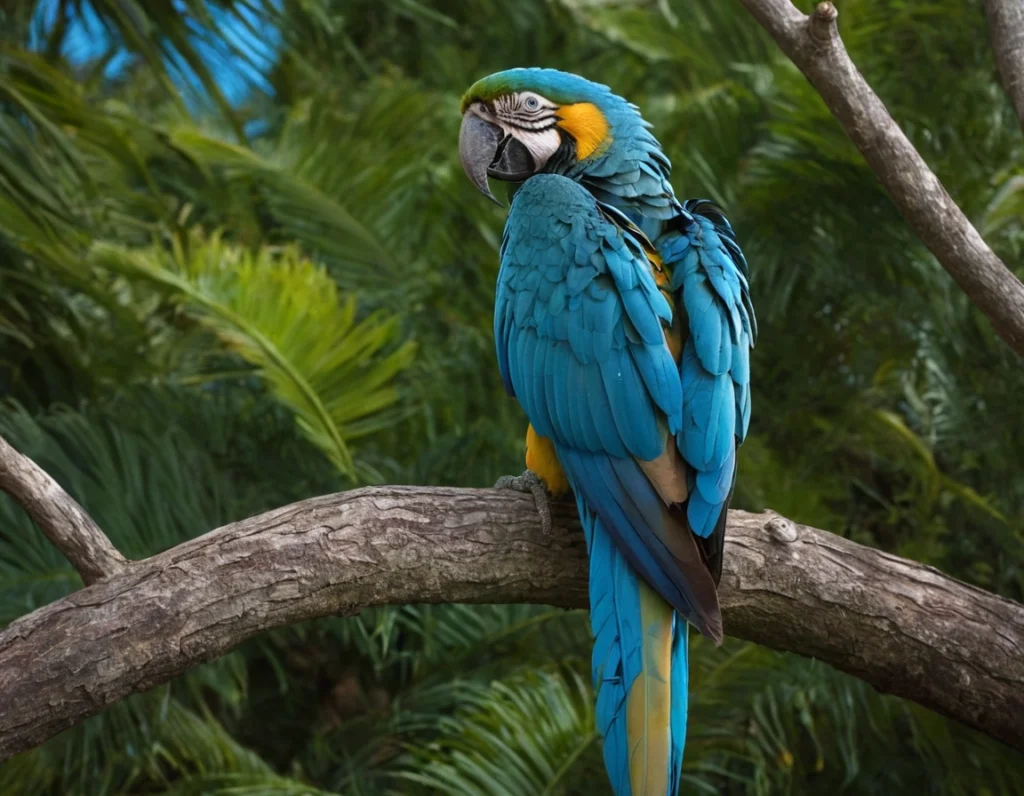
{"left": 525, "top": 424, "right": 570, "bottom": 496}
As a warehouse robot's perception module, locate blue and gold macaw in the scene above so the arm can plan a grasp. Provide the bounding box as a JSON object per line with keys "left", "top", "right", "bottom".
{"left": 459, "top": 68, "right": 755, "bottom": 795}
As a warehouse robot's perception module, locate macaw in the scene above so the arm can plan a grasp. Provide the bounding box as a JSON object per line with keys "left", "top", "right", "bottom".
{"left": 458, "top": 68, "right": 755, "bottom": 794}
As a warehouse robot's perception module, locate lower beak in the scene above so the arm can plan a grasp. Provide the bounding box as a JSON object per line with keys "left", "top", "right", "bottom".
{"left": 459, "top": 112, "right": 536, "bottom": 207}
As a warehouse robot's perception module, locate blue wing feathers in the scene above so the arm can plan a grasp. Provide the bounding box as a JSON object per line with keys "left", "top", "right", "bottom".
{"left": 546, "top": 344, "right": 568, "bottom": 438}
{"left": 632, "top": 346, "right": 683, "bottom": 432}
{"left": 533, "top": 336, "right": 555, "bottom": 437}
{"left": 696, "top": 446, "right": 737, "bottom": 505}
{"left": 689, "top": 448, "right": 737, "bottom": 538}
{"left": 494, "top": 176, "right": 751, "bottom": 795}
{"left": 498, "top": 176, "right": 681, "bottom": 462}
{"left": 678, "top": 340, "right": 734, "bottom": 475}
{"left": 556, "top": 446, "right": 722, "bottom": 641}
{"left": 620, "top": 287, "right": 664, "bottom": 345}
{"left": 592, "top": 366, "right": 630, "bottom": 457}
{"left": 494, "top": 288, "right": 515, "bottom": 396}
{"left": 657, "top": 201, "right": 755, "bottom": 542}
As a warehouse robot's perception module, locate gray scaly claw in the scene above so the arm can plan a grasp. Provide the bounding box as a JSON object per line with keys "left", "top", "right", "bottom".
{"left": 494, "top": 469, "right": 552, "bottom": 535}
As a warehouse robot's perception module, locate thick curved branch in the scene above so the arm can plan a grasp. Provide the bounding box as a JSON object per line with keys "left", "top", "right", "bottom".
{"left": 0, "top": 433, "right": 126, "bottom": 585}
{"left": 1, "top": 487, "right": 1022, "bottom": 761}
{"left": 986, "top": 0, "right": 1024, "bottom": 132}
{"left": 738, "top": 0, "right": 1024, "bottom": 357}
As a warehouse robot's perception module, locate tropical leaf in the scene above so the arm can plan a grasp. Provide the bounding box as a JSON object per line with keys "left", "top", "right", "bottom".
{"left": 0, "top": 690, "right": 279, "bottom": 795}
{"left": 157, "top": 773, "right": 340, "bottom": 796}
{"left": 168, "top": 127, "right": 395, "bottom": 276}
{"left": 392, "top": 669, "right": 601, "bottom": 796}
{"left": 88, "top": 231, "right": 416, "bottom": 478}
{"left": 980, "top": 174, "right": 1024, "bottom": 237}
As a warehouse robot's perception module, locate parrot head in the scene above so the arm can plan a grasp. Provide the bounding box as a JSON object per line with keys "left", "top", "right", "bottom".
{"left": 459, "top": 67, "right": 668, "bottom": 208}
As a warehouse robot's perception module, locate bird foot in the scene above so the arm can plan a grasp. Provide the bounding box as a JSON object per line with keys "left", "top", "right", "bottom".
{"left": 494, "top": 470, "right": 552, "bottom": 535}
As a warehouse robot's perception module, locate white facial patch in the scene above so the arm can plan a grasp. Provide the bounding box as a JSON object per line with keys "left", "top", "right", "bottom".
{"left": 510, "top": 127, "right": 561, "bottom": 170}
{"left": 475, "top": 92, "right": 563, "bottom": 171}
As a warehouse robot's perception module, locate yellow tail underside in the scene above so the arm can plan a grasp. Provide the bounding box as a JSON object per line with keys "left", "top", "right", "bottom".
{"left": 627, "top": 580, "right": 674, "bottom": 796}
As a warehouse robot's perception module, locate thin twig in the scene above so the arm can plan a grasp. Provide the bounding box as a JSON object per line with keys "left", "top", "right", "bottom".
{"left": 985, "top": 0, "right": 1024, "bottom": 133}
{"left": 0, "top": 433, "right": 127, "bottom": 585}
{"left": 738, "top": 0, "right": 1024, "bottom": 357}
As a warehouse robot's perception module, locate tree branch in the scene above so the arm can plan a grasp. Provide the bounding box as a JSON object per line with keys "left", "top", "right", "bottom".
{"left": 0, "top": 433, "right": 126, "bottom": 585}
{"left": 738, "top": 0, "right": 1024, "bottom": 358}
{"left": 986, "top": 0, "right": 1024, "bottom": 132}
{"left": 0, "top": 486, "right": 1021, "bottom": 761}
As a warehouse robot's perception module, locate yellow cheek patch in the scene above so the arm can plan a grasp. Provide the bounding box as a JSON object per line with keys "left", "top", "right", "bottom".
{"left": 557, "top": 102, "right": 610, "bottom": 160}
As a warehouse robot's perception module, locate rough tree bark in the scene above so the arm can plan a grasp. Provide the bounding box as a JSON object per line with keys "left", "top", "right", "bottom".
{"left": 1, "top": 486, "right": 1023, "bottom": 762}
{"left": 986, "top": 0, "right": 1024, "bottom": 132}
{"left": 0, "top": 434, "right": 126, "bottom": 585}
{"left": 738, "top": 0, "right": 1024, "bottom": 358}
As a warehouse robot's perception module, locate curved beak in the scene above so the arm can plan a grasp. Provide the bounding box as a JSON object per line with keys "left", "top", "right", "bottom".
{"left": 459, "top": 111, "right": 537, "bottom": 207}
{"left": 459, "top": 112, "right": 503, "bottom": 206}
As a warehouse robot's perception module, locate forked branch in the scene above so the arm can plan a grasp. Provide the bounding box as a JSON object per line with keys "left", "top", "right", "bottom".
{"left": 738, "top": 0, "right": 1024, "bottom": 357}
{"left": 0, "top": 433, "right": 126, "bottom": 584}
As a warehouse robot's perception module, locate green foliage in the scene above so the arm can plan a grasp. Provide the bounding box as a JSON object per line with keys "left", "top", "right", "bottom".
{"left": 90, "top": 231, "right": 415, "bottom": 479}
{"left": 168, "top": 125, "right": 395, "bottom": 279}
{"left": 394, "top": 669, "right": 600, "bottom": 796}
{"left": 1, "top": 0, "right": 1023, "bottom": 793}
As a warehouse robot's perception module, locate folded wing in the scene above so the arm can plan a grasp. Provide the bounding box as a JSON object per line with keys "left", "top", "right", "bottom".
{"left": 494, "top": 174, "right": 723, "bottom": 640}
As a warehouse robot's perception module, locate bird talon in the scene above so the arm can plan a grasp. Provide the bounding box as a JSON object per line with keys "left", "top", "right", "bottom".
{"left": 493, "top": 470, "right": 553, "bottom": 535}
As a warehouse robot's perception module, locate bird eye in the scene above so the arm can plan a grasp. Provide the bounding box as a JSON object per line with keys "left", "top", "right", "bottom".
{"left": 524, "top": 96, "right": 540, "bottom": 110}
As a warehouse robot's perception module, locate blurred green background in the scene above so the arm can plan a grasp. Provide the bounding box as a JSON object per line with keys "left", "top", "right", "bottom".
{"left": 1, "top": 0, "right": 1023, "bottom": 793}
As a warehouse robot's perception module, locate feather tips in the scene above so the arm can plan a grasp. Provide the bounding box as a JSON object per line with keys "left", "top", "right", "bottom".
{"left": 558, "top": 446, "right": 722, "bottom": 643}
{"left": 656, "top": 203, "right": 755, "bottom": 541}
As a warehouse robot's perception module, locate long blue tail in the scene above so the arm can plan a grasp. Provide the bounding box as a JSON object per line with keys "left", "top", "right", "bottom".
{"left": 580, "top": 500, "right": 688, "bottom": 796}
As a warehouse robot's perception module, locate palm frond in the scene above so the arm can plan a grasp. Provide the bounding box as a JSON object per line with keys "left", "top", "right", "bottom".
{"left": 168, "top": 125, "right": 395, "bottom": 278}
{"left": 392, "top": 669, "right": 601, "bottom": 796}
{"left": 89, "top": 231, "right": 416, "bottom": 478}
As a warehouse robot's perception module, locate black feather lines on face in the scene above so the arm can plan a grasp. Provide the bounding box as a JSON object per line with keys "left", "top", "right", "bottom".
{"left": 545, "top": 133, "right": 578, "bottom": 172}
{"left": 496, "top": 93, "right": 559, "bottom": 133}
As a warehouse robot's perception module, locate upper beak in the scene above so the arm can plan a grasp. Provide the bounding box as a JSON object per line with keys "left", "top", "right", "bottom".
{"left": 459, "top": 112, "right": 504, "bottom": 206}
{"left": 459, "top": 110, "right": 537, "bottom": 207}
